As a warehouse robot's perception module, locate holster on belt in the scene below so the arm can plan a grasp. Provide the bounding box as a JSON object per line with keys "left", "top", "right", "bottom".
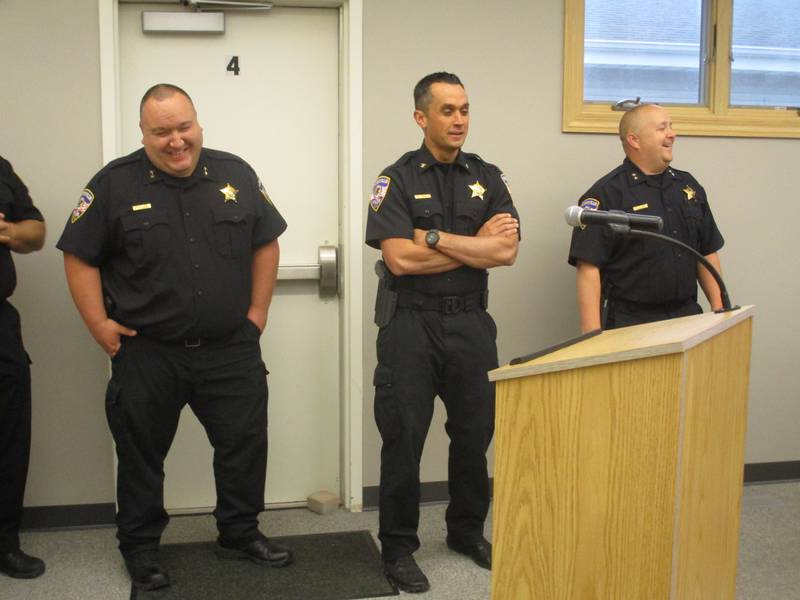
{"left": 374, "top": 259, "right": 398, "bottom": 327}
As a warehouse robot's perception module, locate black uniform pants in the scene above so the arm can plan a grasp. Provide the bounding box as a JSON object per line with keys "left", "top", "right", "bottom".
{"left": 373, "top": 306, "right": 498, "bottom": 561}
{"left": 606, "top": 297, "right": 702, "bottom": 329}
{"left": 0, "top": 302, "right": 30, "bottom": 553}
{"left": 0, "top": 364, "right": 31, "bottom": 553}
{"left": 106, "top": 320, "right": 268, "bottom": 556}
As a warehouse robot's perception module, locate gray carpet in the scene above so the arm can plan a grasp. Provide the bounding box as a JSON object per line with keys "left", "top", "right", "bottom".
{"left": 131, "top": 530, "right": 397, "bottom": 600}
{"left": 4, "top": 486, "right": 800, "bottom": 599}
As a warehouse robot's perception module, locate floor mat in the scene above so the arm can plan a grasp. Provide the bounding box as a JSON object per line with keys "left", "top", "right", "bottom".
{"left": 131, "top": 530, "right": 398, "bottom": 600}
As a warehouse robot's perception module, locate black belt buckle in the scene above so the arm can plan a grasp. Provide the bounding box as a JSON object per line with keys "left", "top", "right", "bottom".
{"left": 184, "top": 337, "right": 201, "bottom": 348}
{"left": 441, "top": 296, "right": 462, "bottom": 315}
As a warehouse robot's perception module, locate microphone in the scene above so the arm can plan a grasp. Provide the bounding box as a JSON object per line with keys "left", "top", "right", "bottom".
{"left": 565, "top": 205, "right": 738, "bottom": 312}
{"left": 565, "top": 205, "right": 663, "bottom": 232}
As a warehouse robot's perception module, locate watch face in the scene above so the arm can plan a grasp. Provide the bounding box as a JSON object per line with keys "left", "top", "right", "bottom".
{"left": 426, "top": 230, "right": 439, "bottom": 247}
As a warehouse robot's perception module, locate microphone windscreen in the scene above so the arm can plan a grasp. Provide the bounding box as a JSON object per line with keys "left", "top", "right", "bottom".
{"left": 564, "top": 205, "right": 582, "bottom": 227}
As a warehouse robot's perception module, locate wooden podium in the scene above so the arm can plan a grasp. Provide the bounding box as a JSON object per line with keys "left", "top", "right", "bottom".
{"left": 488, "top": 307, "right": 754, "bottom": 600}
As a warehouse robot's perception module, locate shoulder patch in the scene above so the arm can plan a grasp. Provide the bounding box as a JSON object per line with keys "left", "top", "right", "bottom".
{"left": 580, "top": 197, "right": 600, "bottom": 211}
{"left": 70, "top": 189, "right": 95, "bottom": 223}
{"left": 370, "top": 176, "right": 391, "bottom": 212}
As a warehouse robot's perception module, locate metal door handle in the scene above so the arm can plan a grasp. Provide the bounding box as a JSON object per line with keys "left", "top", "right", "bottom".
{"left": 276, "top": 245, "right": 338, "bottom": 296}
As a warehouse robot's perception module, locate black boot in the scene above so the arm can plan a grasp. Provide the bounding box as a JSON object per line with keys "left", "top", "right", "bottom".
{"left": 0, "top": 549, "right": 45, "bottom": 579}
{"left": 383, "top": 554, "right": 430, "bottom": 593}
{"left": 124, "top": 550, "right": 170, "bottom": 591}
{"left": 446, "top": 535, "right": 492, "bottom": 570}
{"left": 217, "top": 532, "right": 294, "bottom": 568}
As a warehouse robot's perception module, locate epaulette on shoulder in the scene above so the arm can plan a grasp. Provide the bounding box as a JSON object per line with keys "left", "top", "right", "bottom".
{"left": 204, "top": 148, "right": 257, "bottom": 177}
{"left": 668, "top": 165, "right": 694, "bottom": 180}
{"left": 104, "top": 149, "right": 142, "bottom": 172}
{"left": 203, "top": 148, "right": 245, "bottom": 163}
{"left": 596, "top": 162, "right": 627, "bottom": 186}
{"left": 464, "top": 152, "right": 500, "bottom": 171}
{"left": 395, "top": 150, "right": 418, "bottom": 167}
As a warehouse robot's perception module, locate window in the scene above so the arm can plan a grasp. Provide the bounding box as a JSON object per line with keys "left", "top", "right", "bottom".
{"left": 563, "top": 0, "right": 800, "bottom": 138}
{"left": 584, "top": 0, "right": 707, "bottom": 105}
{"left": 730, "top": 2, "right": 800, "bottom": 107}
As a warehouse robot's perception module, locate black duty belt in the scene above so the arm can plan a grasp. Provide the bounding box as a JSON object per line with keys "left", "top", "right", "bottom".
{"left": 136, "top": 321, "right": 255, "bottom": 349}
{"left": 396, "top": 290, "right": 488, "bottom": 315}
{"left": 612, "top": 297, "right": 694, "bottom": 312}
{"left": 139, "top": 335, "right": 223, "bottom": 349}
{"left": 138, "top": 336, "right": 207, "bottom": 349}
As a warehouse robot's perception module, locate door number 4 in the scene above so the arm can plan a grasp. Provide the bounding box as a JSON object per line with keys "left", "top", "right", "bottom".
{"left": 226, "top": 56, "right": 240, "bottom": 76}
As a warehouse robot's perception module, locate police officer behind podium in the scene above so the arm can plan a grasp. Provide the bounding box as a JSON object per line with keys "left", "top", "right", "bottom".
{"left": 365, "top": 72, "right": 520, "bottom": 593}
{"left": 568, "top": 104, "right": 725, "bottom": 332}
{"left": 57, "top": 84, "right": 291, "bottom": 591}
{"left": 0, "top": 156, "right": 46, "bottom": 579}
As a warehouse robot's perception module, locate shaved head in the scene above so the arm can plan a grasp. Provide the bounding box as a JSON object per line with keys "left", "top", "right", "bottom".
{"left": 619, "top": 104, "right": 676, "bottom": 174}
{"left": 619, "top": 104, "right": 662, "bottom": 144}
{"left": 140, "top": 83, "right": 194, "bottom": 119}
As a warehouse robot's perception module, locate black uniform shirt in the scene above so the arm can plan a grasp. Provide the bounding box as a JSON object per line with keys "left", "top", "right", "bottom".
{"left": 57, "top": 148, "right": 287, "bottom": 341}
{"left": 365, "top": 144, "right": 519, "bottom": 296}
{"left": 1, "top": 156, "right": 44, "bottom": 367}
{"left": 0, "top": 156, "right": 44, "bottom": 301}
{"left": 568, "top": 158, "right": 724, "bottom": 304}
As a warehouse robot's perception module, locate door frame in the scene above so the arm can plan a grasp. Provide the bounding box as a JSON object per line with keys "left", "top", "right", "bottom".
{"left": 98, "top": 0, "right": 364, "bottom": 510}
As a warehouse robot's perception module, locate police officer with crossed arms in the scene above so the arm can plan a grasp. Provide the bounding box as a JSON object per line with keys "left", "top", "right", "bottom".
{"left": 366, "top": 72, "right": 520, "bottom": 593}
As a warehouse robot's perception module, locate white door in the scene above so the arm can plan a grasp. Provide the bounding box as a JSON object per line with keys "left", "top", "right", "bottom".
{"left": 118, "top": 3, "right": 341, "bottom": 508}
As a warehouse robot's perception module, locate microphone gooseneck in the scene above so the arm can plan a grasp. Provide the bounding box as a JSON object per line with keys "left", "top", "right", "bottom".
{"left": 564, "top": 205, "right": 737, "bottom": 312}
{"left": 564, "top": 205, "right": 663, "bottom": 232}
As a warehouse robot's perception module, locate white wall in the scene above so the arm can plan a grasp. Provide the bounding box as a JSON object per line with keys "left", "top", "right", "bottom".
{"left": 1, "top": 0, "right": 114, "bottom": 506}
{"left": 2, "top": 0, "right": 796, "bottom": 510}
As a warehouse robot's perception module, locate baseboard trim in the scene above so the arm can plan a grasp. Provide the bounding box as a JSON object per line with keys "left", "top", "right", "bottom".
{"left": 363, "top": 479, "right": 494, "bottom": 509}
{"left": 21, "top": 502, "right": 116, "bottom": 531}
{"left": 363, "top": 462, "right": 800, "bottom": 508}
{"left": 18, "top": 461, "right": 799, "bottom": 529}
{"left": 744, "top": 460, "right": 800, "bottom": 484}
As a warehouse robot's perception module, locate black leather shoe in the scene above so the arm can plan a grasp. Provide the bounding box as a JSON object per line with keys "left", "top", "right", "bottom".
{"left": 446, "top": 536, "right": 492, "bottom": 570}
{"left": 0, "top": 549, "right": 45, "bottom": 579}
{"left": 124, "top": 550, "right": 170, "bottom": 591}
{"left": 383, "top": 555, "right": 430, "bottom": 593}
{"left": 217, "top": 533, "right": 294, "bottom": 567}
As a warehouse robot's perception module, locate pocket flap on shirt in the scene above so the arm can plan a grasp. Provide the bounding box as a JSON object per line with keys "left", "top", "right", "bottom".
{"left": 212, "top": 207, "right": 248, "bottom": 225}
{"left": 121, "top": 211, "right": 168, "bottom": 232}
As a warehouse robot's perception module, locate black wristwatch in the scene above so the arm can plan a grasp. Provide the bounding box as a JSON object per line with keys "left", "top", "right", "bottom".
{"left": 425, "top": 229, "right": 440, "bottom": 248}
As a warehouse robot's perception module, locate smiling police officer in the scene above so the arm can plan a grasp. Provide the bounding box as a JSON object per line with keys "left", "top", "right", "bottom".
{"left": 568, "top": 104, "right": 725, "bottom": 332}
{"left": 57, "top": 84, "right": 291, "bottom": 591}
{"left": 366, "top": 72, "right": 520, "bottom": 593}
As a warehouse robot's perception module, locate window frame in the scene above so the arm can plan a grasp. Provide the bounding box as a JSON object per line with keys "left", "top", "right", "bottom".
{"left": 563, "top": 0, "right": 800, "bottom": 138}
